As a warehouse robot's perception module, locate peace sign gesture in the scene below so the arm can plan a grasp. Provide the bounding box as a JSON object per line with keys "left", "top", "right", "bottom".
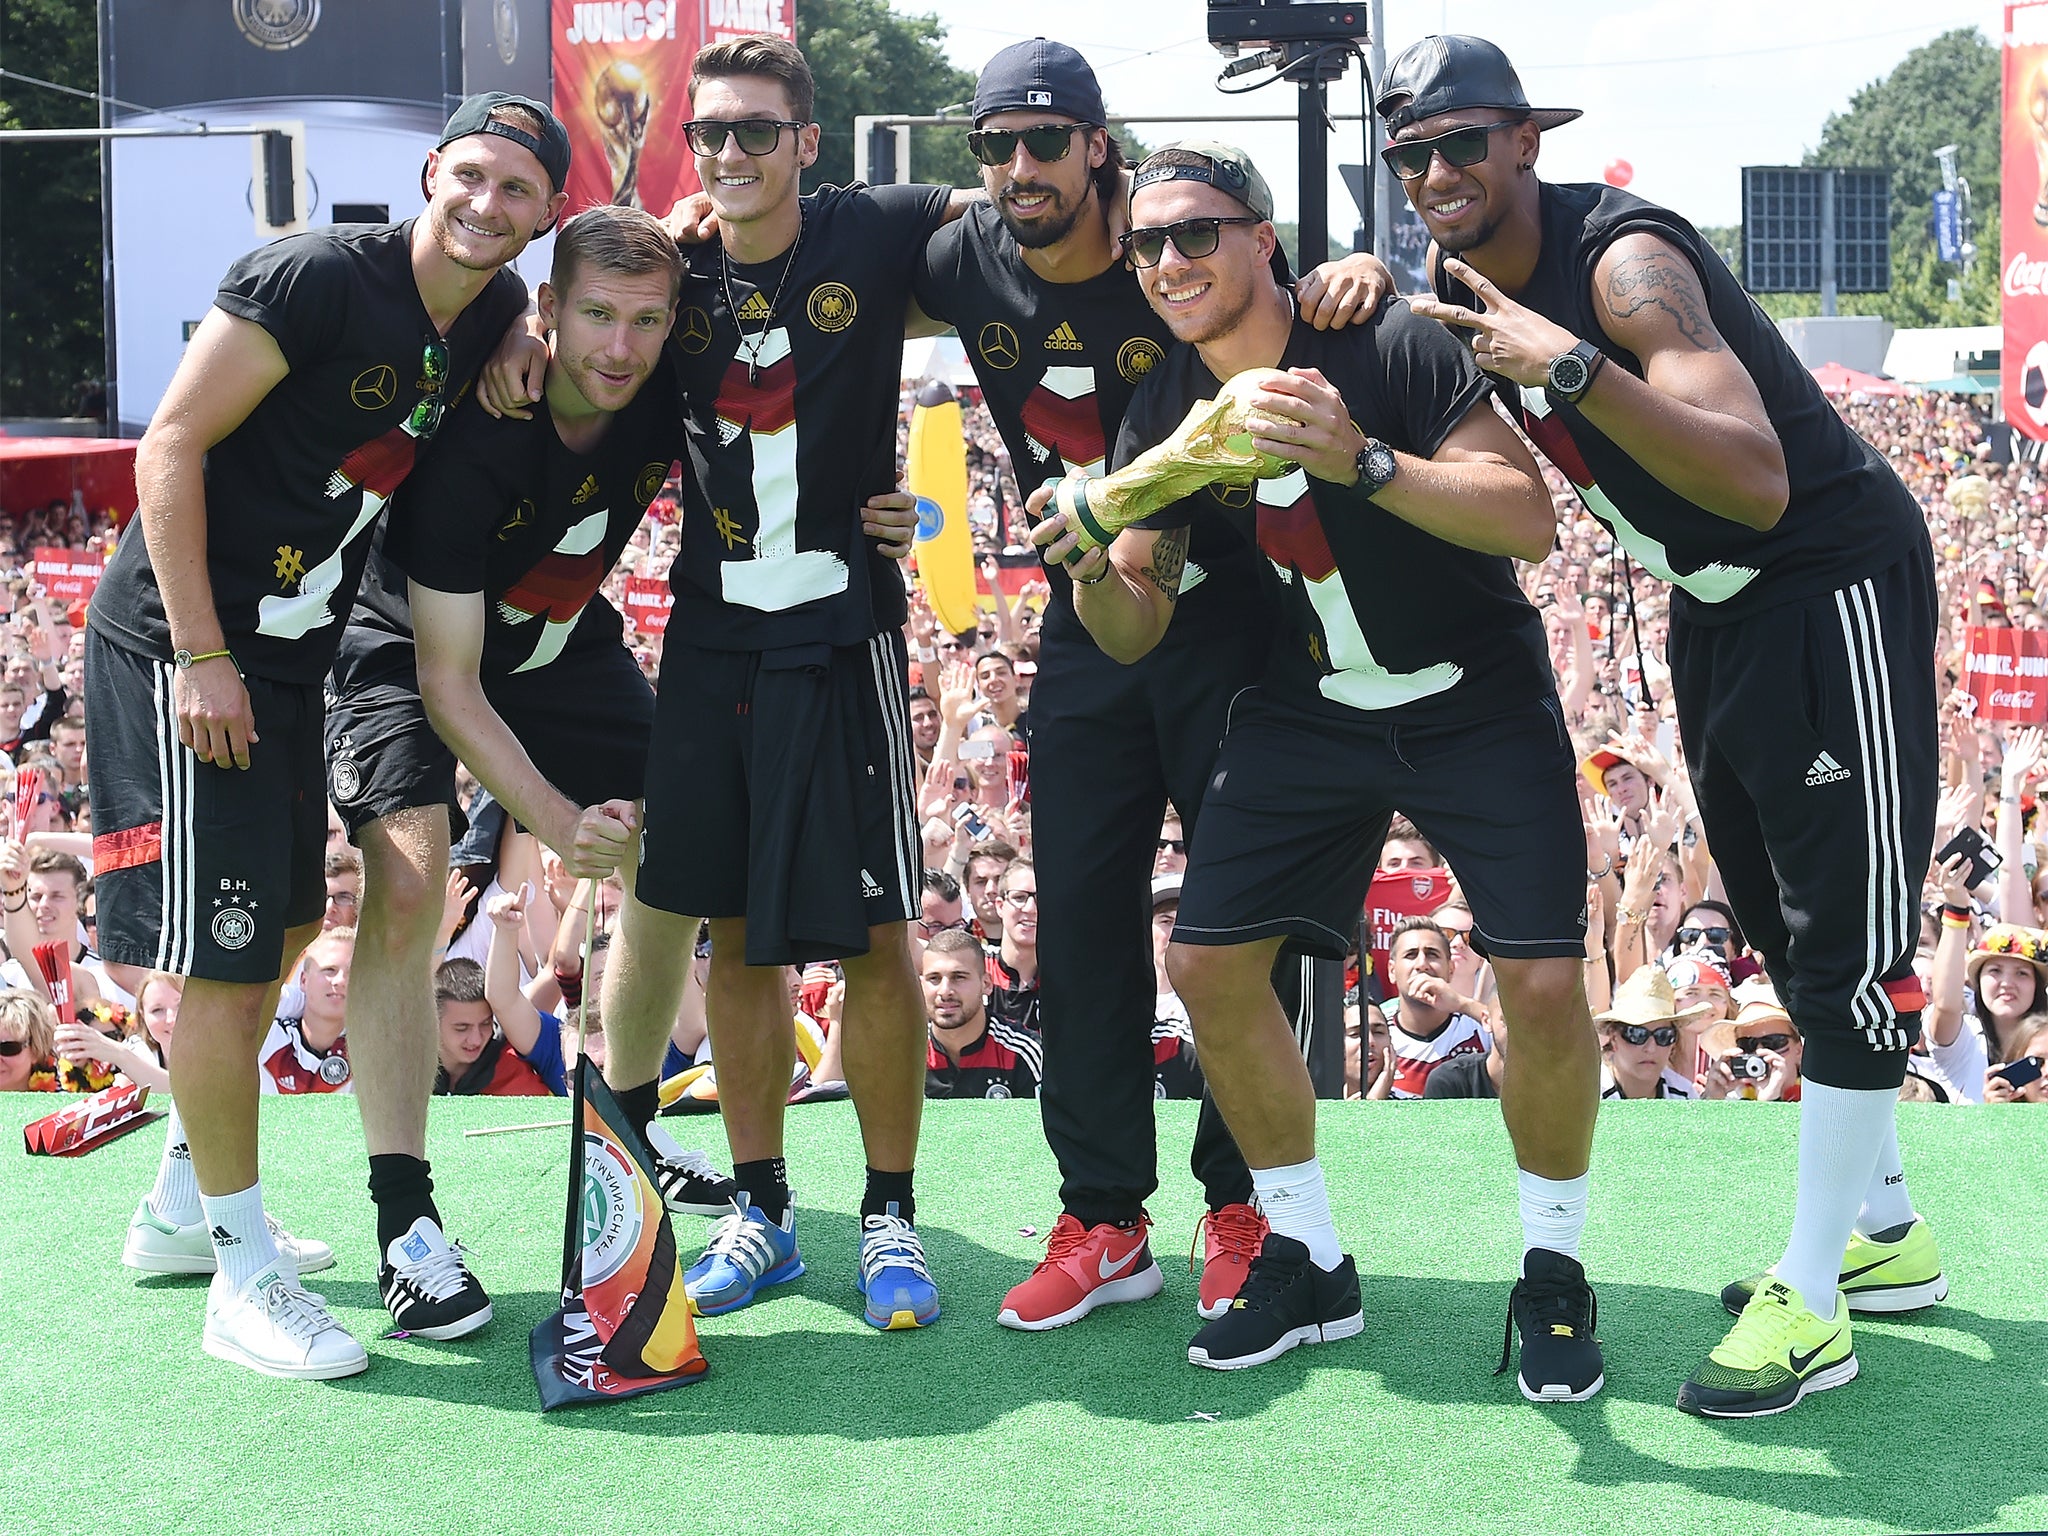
{"left": 1408, "top": 257, "right": 1583, "bottom": 390}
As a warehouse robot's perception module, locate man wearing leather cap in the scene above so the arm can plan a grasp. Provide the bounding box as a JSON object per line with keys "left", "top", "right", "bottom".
{"left": 1383, "top": 33, "right": 1940, "bottom": 1418}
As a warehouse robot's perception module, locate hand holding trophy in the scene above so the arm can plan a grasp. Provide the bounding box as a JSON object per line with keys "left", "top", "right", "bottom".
{"left": 1041, "top": 368, "right": 1301, "bottom": 564}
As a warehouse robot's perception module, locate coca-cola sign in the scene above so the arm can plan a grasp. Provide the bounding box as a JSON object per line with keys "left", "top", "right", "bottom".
{"left": 1963, "top": 624, "right": 2048, "bottom": 722}
{"left": 2003, "top": 6, "right": 2048, "bottom": 437}
{"left": 2006, "top": 251, "right": 2048, "bottom": 296}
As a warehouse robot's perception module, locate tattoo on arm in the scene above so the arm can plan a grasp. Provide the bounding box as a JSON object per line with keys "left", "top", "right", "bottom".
{"left": 1141, "top": 526, "right": 1189, "bottom": 601}
{"left": 1605, "top": 252, "right": 1724, "bottom": 352}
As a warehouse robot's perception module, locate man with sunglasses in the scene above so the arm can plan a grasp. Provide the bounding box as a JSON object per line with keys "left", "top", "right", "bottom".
{"left": 87, "top": 94, "right": 564, "bottom": 1383}
{"left": 1384, "top": 34, "right": 1940, "bottom": 1418}
{"left": 1033, "top": 143, "right": 1596, "bottom": 1397}
{"left": 913, "top": 37, "right": 1388, "bottom": 1336}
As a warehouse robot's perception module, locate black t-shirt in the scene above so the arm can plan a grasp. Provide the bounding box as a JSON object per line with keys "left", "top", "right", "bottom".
{"left": 1421, "top": 1054, "right": 1500, "bottom": 1100}
{"left": 370, "top": 365, "right": 682, "bottom": 682}
{"left": 1133, "top": 301, "right": 1553, "bottom": 724}
{"left": 90, "top": 221, "right": 527, "bottom": 683}
{"left": 913, "top": 204, "right": 1269, "bottom": 645}
{"left": 1433, "top": 182, "right": 1925, "bottom": 626}
{"left": 666, "top": 183, "right": 952, "bottom": 651}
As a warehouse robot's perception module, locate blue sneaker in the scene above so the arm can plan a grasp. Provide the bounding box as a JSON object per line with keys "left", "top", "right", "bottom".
{"left": 856, "top": 1207, "right": 940, "bottom": 1330}
{"left": 684, "top": 1199, "right": 804, "bottom": 1316}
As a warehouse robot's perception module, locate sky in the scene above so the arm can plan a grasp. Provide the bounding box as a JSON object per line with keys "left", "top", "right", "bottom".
{"left": 892, "top": 0, "right": 2004, "bottom": 231}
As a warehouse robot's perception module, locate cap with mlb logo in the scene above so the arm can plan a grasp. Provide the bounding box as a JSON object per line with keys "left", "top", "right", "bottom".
{"left": 972, "top": 37, "right": 1106, "bottom": 127}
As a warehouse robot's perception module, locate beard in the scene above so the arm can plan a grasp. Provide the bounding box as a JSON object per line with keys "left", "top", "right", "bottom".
{"left": 428, "top": 199, "right": 520, "bottom": 272}
{"left": 1159, "top": 277, "right": 1257, "bottom": 348}
{"left": 995, "top": 179, "right": 1089, "bottom": 250}
{"left": 1433, "top": 210, "right": 1503, "bottom": 256}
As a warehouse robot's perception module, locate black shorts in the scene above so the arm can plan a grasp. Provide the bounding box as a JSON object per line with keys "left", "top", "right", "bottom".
{"left": 85, "top": 630, "right": 326, "bottom": 983}
{"left": 636, "top": 631, "right": 919, "bottom": 966}
{"left": 1173, "top": 687, "right": 1587, "bottom": 963}
{"left": 324, "top": 633, "right": 654, "bottom": 842}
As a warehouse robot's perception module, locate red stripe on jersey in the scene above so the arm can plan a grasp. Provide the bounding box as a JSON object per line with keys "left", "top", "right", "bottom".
{"left": 927, "top": 1028, "right": 1024, "bottom": 1071}
{"left": 499, "top": 548, "right": 606, "bottom": 624}
{"left": 1518, "top": 407, "right": 1596, "bottom": 489}
{"left": 1019, "top": 383, "right": 1105, "bottom": 470}
{"left": 716, "top": 353, "right": 798, "bottom": 435}
{"left": 331, "top": 423, "right": 422, "bottom": 501}
{"left": 1882, "top": 975, "right": 1928, "bottom": 1013}
{"left": 93, "top": 822, "right": 162, "bottom": 873}
{"left": 1255, "top": 486, "right": 1337, "bottom": 582}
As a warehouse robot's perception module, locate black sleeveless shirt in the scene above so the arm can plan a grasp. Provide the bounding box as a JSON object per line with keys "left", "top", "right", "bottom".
{"left": 1433, "top": 182, "right": 1923, "bottom": 626}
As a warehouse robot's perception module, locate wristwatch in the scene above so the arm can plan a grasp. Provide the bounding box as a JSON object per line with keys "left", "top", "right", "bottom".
{"left": 1352, "top": 437, "right": 1398, "bottom": 498}
{"left": 172, "top": 647, "right": 231, "bottom": 670}
{"left": 1547, "top": 341, "right": 1606, "bottom": 404}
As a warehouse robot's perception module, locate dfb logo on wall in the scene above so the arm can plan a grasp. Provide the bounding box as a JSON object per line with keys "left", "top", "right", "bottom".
{"left": 233, "top": 0, "right": 320, "bottom": 50}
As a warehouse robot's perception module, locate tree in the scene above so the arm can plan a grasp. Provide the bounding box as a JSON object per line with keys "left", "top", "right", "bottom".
{"left": 797, "top": 0, "right": 980, "bottom": 194}
{"left": 0, "top": 0, "right": 104, "bottom": 421}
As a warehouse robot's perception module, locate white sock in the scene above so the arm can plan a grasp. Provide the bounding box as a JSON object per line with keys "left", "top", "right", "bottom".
{"left": 147, "top": 1104, "right": 200, "bottom": 1226}
{"left": 200, "top": 1182, "right": 282, "bottom": 1291}
{"left": 1855, "top": 1117, "right": 1916, "bottom": 1237}
{"left": 1775, "top": 1082, "right": 1896, "bottom": 1321}
{"left": 1518, "top": 1169, "right": 1590, "bottom": 1268}
{"left": 1251, "top": 1158, "right": 1343, "bottom": 1271}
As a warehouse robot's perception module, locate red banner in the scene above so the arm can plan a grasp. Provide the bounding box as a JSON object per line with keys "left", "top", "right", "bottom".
{"left": 623, "top": 575, "right": 672, "bottom": 634}
{"left": 552, "top": 1, "right": 700, "bottom": 216}
{"left": 2004, "top": 5, "right": 2048, "bottom": 437}
{"left": 701, "top": 0, "right": 794, "bottom": 46}
{"left": 1963, "top": 624, "right": 2048, "bottom": 721}
{"left": 1364, "top": 868, "right": 1453, "bottom": 992}
{"left": 33, "top": 546, "right": 102, "bottom": 601}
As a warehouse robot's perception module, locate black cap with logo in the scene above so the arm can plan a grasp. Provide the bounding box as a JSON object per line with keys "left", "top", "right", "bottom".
{"left": 972, "top": 37, "right": 1106, "bottom": 127}
{"left": 1374, "top": 35, "right": 1581, "bottom": 135}
{"left": 423, "top": 91, "right": 573, "bottom": 195}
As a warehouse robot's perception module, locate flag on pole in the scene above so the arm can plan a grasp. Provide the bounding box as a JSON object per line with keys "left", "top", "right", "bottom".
{"left": 906, "top": 378, "right": 978, "bottom": 636}
{"left": 529, "top": 1059, "right": 708, "bottom": 1409}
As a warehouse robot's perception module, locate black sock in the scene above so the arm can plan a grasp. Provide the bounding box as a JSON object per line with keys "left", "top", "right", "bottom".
{"left": 614, "top": 1079, "right": 661, "bottom": 1143}
{"left": 367, "top": 1153, "right": 440, "bottom": 1254}
{"left": 862, "top": 1167, "right": 915, "bottom": 1225}
{"left": 733, "top": 1157, "right": 790, "bottom": 1224}
{"left": 1066, "top": 1201, "right": 1145, "bottom": 1232}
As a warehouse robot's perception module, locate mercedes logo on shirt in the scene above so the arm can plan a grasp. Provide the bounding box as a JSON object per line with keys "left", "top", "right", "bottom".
{"left": 978, "top": 321, "right": 1020, "bottom": 370}
{"left": 675, "top": 307, "right": 714, "bottom": 355}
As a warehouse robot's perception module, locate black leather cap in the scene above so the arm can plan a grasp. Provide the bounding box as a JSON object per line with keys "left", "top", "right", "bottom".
{"left": 1375, "top": 35, "right": 1581, "bottom": 135}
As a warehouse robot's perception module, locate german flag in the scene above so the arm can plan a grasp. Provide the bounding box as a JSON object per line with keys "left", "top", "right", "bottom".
{"left": 530, "top": 1060, "right": 708, "bottom": 1410}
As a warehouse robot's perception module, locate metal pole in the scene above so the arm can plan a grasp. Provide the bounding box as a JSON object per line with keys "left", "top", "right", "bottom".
{"left": 1297, "top": 73, "right": 1328, "bottom": 270}
{"left": 1371, "top": 0, "right": 1391, "bottom": 264}
{"left": 0, "top": 125, "right": 275, "bottom": 140}
{"left": 1819, "top": 167, "right": 1837, "bottom": 317}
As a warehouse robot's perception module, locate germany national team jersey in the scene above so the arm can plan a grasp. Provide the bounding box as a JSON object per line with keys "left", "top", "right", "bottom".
{"left": 372, "top": 363, "right": 682, "bottom": 678}
{"left": 913, "top": 204, "right": 1268, "bottom": 644}
{"left": 89, "top": 222, "right": 527, "bottom": 683}
{"left": 1433, "top": 182, "right": 1925, "bottom": 626}
{"left": 924, "top": 1016, "right": 1042, "bottom": 1099}
{"left": 1386, "top": 1006, "right": 1491, "bottom": 1099}
{"left": 667, "top": 183, "right": 952, "bottom": 651}
{"left": 258, "top": 1017, "right": 353, "bottom": 1095}
{"left": 1132, "top": 300, "right": 1553, "bottom": 724}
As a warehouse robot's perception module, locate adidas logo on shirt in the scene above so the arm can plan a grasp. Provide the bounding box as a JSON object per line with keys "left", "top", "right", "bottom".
{"left": 860, "top": 868, "right": 886, "bottom": 899}
{"left": 571, "top": 474, "right": 600, "bottom": 504}
{"left": 1044, "top": 321, "right": 1084, "bottom": 351}
{"left": 736, "top": 290, "right": 774, "bottom": 321}
{"left": 1806, "top": 750, "right": 1852, "bottom": 787}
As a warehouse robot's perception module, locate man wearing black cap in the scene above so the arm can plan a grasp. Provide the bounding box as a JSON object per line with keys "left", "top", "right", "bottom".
{"left": 89, "top": 92, "right": 562, "bottom": 1379}
{"left": 1033, "top": 142, "right": 1593, "bottom": 1391}
{"left": 914, "top": 36, "right": 1388, "bottom": 1335}
{"left": 1384, "top": 35, "right": 1939, "bottom": 1418}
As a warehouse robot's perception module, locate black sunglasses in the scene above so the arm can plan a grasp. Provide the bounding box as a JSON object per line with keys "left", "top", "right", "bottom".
{"left": 966, "top": 123, "right": 1094, "bottom": 167}
{"left": 1120, "top": 216, "right": 1260, "bottom": 269}
{"left": 684, "top": 117, "right": 805, "bottom": 156}
{"left": 1157, "top": 838, "right": 1185, "bottom": 854}
{"left": 1735, "top": 1033, "right": 1793, "bottom": 1054}
{"left": 1616, "top": 1023, "right": 1679, "bottom": 1047}
{"left": 1381, "top": 120, "right": 1522, "bottom": 182}
{"left": 0, "top": 1039, "right": 24, "bottom": 1057}
{"left": 1677, "top": 925, "right": 1733, "bottom": 947}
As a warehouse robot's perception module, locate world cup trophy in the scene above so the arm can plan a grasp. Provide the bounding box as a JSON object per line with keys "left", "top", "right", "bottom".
{"left": 2030, "top": 63, "right": 2048, "bottom": 227}
{"left": 595, "top": 60, "right": 651, "bottom": 207}
{"left": 1045, "top": 368, "right": 1299, "bottom": 562}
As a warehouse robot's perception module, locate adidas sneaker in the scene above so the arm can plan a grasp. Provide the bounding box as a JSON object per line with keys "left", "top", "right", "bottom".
{"left": 123, "top": 1196, "right": 335, "bottom": 1276}
{"left": 644, "top": 1122, "right": 741, "bottom": 1216}
{"left": 202, "top": 1262, "right": 367, "bottom": 1380}
{"left": 378, "top": 1217, "right": 492, "bottom": 1340}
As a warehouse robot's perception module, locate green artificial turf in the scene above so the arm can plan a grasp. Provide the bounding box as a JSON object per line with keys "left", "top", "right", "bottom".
{"left": 2, "top": 1095, "right": 2042, "bottom": 1536}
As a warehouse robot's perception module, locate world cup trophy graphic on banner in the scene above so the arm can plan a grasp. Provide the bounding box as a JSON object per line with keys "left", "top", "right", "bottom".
{"left": 1047, "top": 368, "right": 1299, "bottom": 562}
{"left": 596, "top": 60, "right": 651, "bottom": 205}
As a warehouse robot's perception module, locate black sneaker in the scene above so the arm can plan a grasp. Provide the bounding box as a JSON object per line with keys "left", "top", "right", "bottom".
{"left": 378, "top": 1216, "right": 492, "bottom": 1340}
{"left": 1187, "top": 1233, "right": 1362, "bottom": 1371}
{"left": 1498, "top": 1248, "right": 1604, "bottom": 1402}
{"left": 645, "top": 1122, "right": 741, "bottom": 1216}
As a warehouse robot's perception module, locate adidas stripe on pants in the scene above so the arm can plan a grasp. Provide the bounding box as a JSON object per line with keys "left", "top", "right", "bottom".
{"left": 1668, "top": 541, "right": 1937, "bottom": 1091}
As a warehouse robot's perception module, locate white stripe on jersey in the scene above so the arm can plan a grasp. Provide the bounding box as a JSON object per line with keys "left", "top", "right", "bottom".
{"left": 987, "top": 1018, "right": 1043, "bottom": 1078}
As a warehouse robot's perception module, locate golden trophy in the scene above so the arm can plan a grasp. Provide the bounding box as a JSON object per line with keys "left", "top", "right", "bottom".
{"left": 2031, "top": 64, "right": 2048, "bottom": 227}
{"left": 596, "top": 60, "right": 651, "bottom": 207}
{"left": 1046, "top": 367, "right": 1298, "bottom": 561}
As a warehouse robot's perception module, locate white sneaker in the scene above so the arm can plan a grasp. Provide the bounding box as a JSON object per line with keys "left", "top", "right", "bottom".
{"left": 123, "top": 1196, "right": 335, "bottom": 1275}
{"left": 202, "top": 1263, "right": 368, "bottom": 1380}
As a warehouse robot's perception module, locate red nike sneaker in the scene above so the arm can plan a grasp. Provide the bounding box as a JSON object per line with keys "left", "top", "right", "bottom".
{"left": 997, "top": 1213, "right": 1164, "bottom": 1330}
{"left": 1196, "top": 1202, "right": 1269, "bottom": 1320}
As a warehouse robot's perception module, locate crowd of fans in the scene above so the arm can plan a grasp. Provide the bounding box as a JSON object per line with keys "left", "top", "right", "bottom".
{"left": 5, "top": 385, "right": 2047, "bottom": 1115}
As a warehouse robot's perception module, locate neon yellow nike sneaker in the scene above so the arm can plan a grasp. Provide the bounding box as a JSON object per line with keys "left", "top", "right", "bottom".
{"left": 1678, "top": 1278, "right": 1856, "bottom": 1418}
{"left": 1719, "top": 1217, "right": 1948, "bottom": 1316}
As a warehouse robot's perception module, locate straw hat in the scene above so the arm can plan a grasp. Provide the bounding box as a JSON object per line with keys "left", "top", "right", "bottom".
{"left": 1964, "top": 925, "right": 2048, "bottom": 993}
{"left": 1595, "top": 966, "right": 1714, "bottom": 1029}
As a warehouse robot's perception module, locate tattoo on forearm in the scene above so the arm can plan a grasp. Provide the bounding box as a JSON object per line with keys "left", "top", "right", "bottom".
{"left": 1605, "top": 252, "right": 1723, "bottom": 352}
{"left": 1142, "top": 526, "right": 1189, "bottom": 601}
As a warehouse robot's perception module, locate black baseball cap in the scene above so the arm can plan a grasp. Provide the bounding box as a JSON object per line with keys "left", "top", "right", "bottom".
{"left": 973, "top": 38, "right": 1105, "bottom": 128}
{"left": 1375, "top": 35, "right": 1581, "bottom": 135}
{"left": 426, "top": 91, "right": 572, "bottom": 194}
